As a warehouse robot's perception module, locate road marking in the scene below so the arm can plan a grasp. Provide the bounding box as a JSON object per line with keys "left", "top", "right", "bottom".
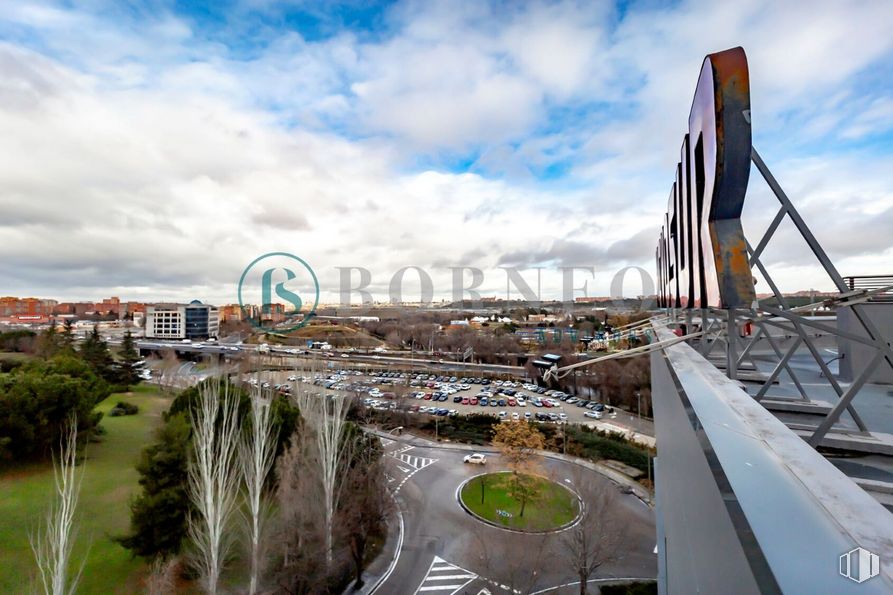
{"left": 391, "top": 455, "right": 438, "bottom": 494}
{"left": 398, "top": 466, "right": 410, "bottom": 473}
{"left": 394, "top": 452, "right": 436, "bottom": 470}
{"left": 414, "top": 556, "right": 477, "bottom": 595}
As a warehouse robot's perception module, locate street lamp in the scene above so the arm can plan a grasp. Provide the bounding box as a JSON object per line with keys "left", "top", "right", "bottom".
{"left": 636, "top": 391, "right": 642, "bottom": 424}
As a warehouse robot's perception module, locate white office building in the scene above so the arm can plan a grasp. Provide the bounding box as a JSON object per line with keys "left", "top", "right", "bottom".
{"left": 145, "top": 301, "right": 219, "bottom": 340}
{"left": 145, "top": 304, "right": 186, "bottom": 339}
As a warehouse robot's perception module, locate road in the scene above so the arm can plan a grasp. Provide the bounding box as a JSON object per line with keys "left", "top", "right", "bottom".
{"left": 373, "top": 435, "right": 657, "bottom": 594}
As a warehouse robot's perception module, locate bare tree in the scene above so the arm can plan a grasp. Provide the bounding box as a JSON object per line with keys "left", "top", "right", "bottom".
{"left": 560, "top": 470, "right": 628, "bottom": 595}
{"left": 158, "top": 349, "right": 181, "bottom": 394}
{"left": 239, "top": 382, "right": 277, "bottom": 595}
{"left": 145, "top": 557, "right": 178, "bottom": 595}
{"left": 492, "top": 421, "right": 546, "bottom": 518}
{"left": 187, "top": 379, "right": 241, "bottom": 594}
{"left": 273, "top": 430, "right": 328, "bottom": 593}
{"left": 30, "top": 416, "right": 85, "bottom": 595}
{"left": 337, "top": 438, "right": 392, "bottom": 589}
{"left": 292, "top": 372, "right": 350, "bottom": 567}
{"left": 470, "top": 525, "right": 550, "bottom": 595}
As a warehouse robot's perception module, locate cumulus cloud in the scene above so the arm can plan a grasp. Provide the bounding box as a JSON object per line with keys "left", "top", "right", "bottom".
{"left": 0, "top": 0, "right": 892, "bottom": 303}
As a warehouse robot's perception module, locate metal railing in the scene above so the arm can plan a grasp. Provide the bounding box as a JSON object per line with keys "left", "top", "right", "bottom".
{"left": 844, "top": 275, "right": 893, "bottom": 299}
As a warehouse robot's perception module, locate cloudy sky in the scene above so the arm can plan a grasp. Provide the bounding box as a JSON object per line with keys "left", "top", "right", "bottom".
{"left": 1, "top": 0, "right": 892, "bottom": 305}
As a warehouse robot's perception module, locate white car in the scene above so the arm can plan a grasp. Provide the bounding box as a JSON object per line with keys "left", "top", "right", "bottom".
{"left": 516, "top": 398, "right": 526, "bottom": 407}
{"left": 584, "top": 410, "right": 603, "bottom": 419}
{"left": 511, "top": 412, "right": 520, "bottom": 420}
{"left": 464, "top": 453, "right": 487, "bottom": 465}
{"left": 287, "top": 375, "right": 297, "bottom": 381}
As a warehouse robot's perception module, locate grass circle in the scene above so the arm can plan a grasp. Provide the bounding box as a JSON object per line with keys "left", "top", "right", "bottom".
{"left": 459, "top": 471, "right": 580, "bottom": 532}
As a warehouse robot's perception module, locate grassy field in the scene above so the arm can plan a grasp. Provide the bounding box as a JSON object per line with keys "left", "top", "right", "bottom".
{"left": 460, "top": 472, "right": 579, "bottom": 532}
{"left": 0, "top": 384, "right": 171, "bottom": 594}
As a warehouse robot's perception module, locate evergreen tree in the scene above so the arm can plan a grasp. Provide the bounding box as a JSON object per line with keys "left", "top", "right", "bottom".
{"left": 118, "top": 414, "right": 192, "bottom": 559}
{"left": 118, "top": 330, "right": 141, "bottom": 387}
{"left": 36, "top": 321, "right": 61, "bottom": 359}
{"left": 79, "top": 325, "right": 116, "bottom": 383}
{"left": 60, "top": 319, "right": 75, "bottom": 351}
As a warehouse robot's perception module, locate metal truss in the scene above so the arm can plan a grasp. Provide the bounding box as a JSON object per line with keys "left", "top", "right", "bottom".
{"left": 673, "top": 148, "right": 893, "bottom": 450}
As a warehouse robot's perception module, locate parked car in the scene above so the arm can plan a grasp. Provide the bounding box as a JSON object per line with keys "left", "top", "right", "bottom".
{"left": 464, "top": 453, "right": 487, "bottom": 465}
{"left": 584, "top": 410, "right": 603, "bottom": 419}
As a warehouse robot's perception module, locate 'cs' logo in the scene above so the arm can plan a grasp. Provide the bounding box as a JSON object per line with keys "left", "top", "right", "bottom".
{"left": 238, "top": 252, "right": 319, "bottom": 333}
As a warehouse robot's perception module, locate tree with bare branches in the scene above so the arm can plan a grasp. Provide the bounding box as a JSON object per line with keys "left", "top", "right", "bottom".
{"left": 560, "top": 469, "right": 629, "bottom": 594}
{"left": 470, "top": 524, "right": 550, "bottom": 594}
{"left": 291, "top": 363, "right": 350, "bottom": 568}
{"left": 337, "top": 433, "right": 391, "bottom": 589}
{"left": 186, "top": 379, "right": 241, "bottom": 594}
{"left": 492, "top": 421, "right": 546, "bottom": 517}
{"left": 30, "top": 416, "right": 85, "bottom": 595}
{"left": 239, "top": 382, "right": 277, "bottom": 595}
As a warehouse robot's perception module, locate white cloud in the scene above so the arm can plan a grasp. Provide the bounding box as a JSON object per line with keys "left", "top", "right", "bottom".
{"left": 0, "top": 0, "right": 892, "bottom": 304}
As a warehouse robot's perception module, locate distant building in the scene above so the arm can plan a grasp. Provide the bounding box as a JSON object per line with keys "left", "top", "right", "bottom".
{"left": 1, "top": 296, "right": 55, "bottom": 317}
{"left": 184, "top": 300, "right": 219, "bottom": 339}
{"left": 219, "top": 304, "right": 244, "bottom": 323}
{"left": 146, "top": 304, "right": 186, "bottom": 339}
{"left": 145, "top": 300, "right": 219, "bottom": 340}
{"left": 260, "top": 303, "right": 285, "bottom": 324}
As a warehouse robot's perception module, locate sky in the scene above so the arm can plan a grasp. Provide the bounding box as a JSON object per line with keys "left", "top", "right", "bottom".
{"left": 1, "top": 0, "right": 892, "bottom": 305}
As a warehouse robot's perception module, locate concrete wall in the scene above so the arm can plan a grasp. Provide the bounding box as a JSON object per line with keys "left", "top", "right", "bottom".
{"left": 651, "top": 348, "right": 761, "bottom": 595}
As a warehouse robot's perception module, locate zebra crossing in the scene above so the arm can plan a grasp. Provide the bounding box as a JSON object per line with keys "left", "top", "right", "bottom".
{"left": 383, "top": 444, "right": 438, "bottom": 493}
{"left": 413, "top": 556, "right": 477, "bottom": 594}
{"left": 393, "top": 451, "right": 436, "bottom": 471}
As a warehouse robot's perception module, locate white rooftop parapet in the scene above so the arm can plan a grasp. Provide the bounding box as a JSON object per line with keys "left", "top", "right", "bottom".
{"left": 651, "top": 320, "right": 893, "bottom": 594}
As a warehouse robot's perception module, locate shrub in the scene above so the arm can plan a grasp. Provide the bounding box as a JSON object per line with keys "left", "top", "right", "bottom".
{"left": 110, "top": 401, "right": 139, "bottom": 416}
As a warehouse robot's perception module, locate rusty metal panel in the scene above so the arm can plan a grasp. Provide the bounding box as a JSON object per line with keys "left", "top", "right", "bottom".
{"left": 657, "top": 47, "right": 756, "bottom": 310}
{"left": 689, "top": 46, "right": 755, "bottom": 308}
{"left": 680, "top": 134, "right": 702, "bottom": 308}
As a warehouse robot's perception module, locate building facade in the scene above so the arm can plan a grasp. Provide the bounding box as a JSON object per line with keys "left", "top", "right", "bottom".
{"left": 145, "top": 301, "right": 219, "bottom": 340}
{"left": 145, "top": 304, "right": 186, "bottom": 339}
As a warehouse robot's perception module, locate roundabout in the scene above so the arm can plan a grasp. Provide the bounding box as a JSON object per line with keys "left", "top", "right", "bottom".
{"left": 368, "top": 432, "right": 657, "bottom": 594}
{"left": 458, "top": 472, "right": 581, "bottom": 533}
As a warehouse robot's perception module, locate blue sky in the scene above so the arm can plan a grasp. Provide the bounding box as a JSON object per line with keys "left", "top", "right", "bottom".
{"left": 1, "top": 0, "right": 892, "bottom": 303}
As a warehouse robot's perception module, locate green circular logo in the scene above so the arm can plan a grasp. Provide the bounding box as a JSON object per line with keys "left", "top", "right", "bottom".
{"left": 238, "top": 252, "right": 320, "bottom": 334}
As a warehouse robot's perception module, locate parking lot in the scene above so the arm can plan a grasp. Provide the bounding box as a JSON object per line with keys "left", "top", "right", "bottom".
{"left": 256, "top": 368, "right": 629, "bottom": 429}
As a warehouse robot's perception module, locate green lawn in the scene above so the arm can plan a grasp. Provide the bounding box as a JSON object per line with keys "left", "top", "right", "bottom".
{"left": 460, "top": 472, "right": 579, "bottom": 532}
{"left": 0, "top": 384, "right": 171, "bottom": 594}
